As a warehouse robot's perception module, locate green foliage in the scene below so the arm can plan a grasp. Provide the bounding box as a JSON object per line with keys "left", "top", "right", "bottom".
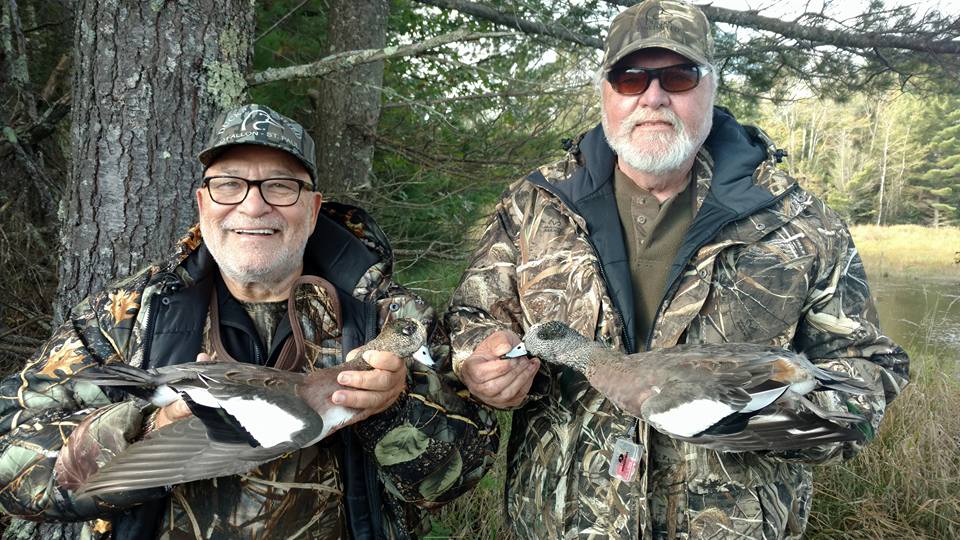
{"left": 758, "top": 90, "right": 960, "bottom": 226}
{"left": 249, "top": 1, "right": 329, "bottom": 135}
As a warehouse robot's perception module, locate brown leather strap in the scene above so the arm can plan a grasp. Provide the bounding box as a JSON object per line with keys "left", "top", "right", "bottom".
{"left": 208, "top": 275, "right": 343, "bottom": 372}
{"left": 274, "top": 275, "right": 342, "bottom": 372}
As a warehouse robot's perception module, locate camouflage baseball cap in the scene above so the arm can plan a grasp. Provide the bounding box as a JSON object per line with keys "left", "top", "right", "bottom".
{"left": 602, "top": 0, "right": 714, "bottom": 71}
{"left": 198, "top": 103, "right": 318, "bottom": 184}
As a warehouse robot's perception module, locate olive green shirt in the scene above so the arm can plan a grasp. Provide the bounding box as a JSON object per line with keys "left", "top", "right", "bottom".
{"left": 614, "top": 166, "right": 695, "bottom": 349}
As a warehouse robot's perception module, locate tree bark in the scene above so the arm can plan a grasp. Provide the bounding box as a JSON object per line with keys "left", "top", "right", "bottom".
{"left": 314, "top": 0, "right": 389, "bottom": 196}
{"left": 54, "top": 0, "right": 255, "bottom": 323}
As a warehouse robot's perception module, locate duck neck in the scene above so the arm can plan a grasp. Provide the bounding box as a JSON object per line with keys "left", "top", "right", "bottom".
{"left": 557, "top": 344, "right": 596, "bottom": 378}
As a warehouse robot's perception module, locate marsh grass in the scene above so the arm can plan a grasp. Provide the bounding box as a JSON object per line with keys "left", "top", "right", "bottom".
{"left": 851, "top": 224, "right": 960, "bottom": 277}
{"left": 807, "top": 342, "right": 960, "bottom": 538}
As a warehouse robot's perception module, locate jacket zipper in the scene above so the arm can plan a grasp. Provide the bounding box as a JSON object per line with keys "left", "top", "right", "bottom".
{"left": 140, "top": 272, "right": 182, "bottom": 366}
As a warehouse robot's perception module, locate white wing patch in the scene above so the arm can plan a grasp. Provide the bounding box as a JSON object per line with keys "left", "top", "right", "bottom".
{"left": 219, "top": 396, "right": 306, "bottom": 449}
{"left": 648, "top": 399, "right": 736, "bottom": 437}
{"left": 183, "top": 387, "right": 220, "bottom": 407}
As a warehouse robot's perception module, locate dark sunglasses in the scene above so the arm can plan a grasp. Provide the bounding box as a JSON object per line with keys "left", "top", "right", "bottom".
{"left": 606, "top": 63, "right": 710, "bottom": 95}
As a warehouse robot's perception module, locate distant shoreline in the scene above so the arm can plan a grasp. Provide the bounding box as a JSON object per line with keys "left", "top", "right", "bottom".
{"left": 851, "top": 224, "right": 960, "bottom": 281}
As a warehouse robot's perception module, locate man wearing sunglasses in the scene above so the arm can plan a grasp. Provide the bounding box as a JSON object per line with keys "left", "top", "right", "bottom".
{"left": 0, "top": 104, "right": 498, "bottom": 539}
{"left": 447, "top": 0, "right": 908, "bottom": 538}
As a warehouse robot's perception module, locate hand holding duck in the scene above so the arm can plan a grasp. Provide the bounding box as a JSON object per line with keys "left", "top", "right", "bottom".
{"left": 459, "top": 330, "right": 540, "bottom": 409}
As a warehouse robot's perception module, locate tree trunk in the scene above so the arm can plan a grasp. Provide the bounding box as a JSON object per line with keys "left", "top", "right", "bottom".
{"left": 314, "top": 0, "right": 389, "bottom": 197}
{"left": 876, "top": 119, "right": 891, "bottom": 226}
{"left": 54, "top": 0, "right": 255, "bottom": 323}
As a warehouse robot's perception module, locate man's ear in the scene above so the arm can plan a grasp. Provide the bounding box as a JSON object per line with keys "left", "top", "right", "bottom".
{"left": 309, "top": 192, "right": 323, "bottom": 230}
{"left": 196, "top": 188, "right": 205, "bottom": 212}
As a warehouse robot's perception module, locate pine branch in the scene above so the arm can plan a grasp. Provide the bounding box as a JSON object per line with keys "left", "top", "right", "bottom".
{"left": 246, "top": 29, "right": 519, "bottom": 87}
{"left": 414, "top": 0, "right": 960, "bottom": 57}
{"left": 415, "top": 0, "right": 602, "bottom": 48}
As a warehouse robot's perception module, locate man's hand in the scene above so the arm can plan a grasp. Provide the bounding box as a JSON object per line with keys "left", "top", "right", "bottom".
{"left": 152, "top": 352, "right": 214, "bottom": 431}
{"left": 332, "top": 350, "right": 408, "bottom": 426}
{"left": 460, "top": 330, "right": 540, "bottom": 409}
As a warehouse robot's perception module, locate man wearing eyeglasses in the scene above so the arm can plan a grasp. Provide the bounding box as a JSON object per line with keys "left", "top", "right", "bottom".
{"left": 446, "top": 0, "right": 908, "bottom": 538}
{"left": 0, "top": 104, "right": 499, "bottom": 539}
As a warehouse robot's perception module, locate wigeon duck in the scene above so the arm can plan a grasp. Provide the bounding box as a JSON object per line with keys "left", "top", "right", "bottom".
{"left": 506, "top": 321, "right": 871, "bottom": 452}
{"left": 71, "top": 318, "right": 432, "bottom": 497}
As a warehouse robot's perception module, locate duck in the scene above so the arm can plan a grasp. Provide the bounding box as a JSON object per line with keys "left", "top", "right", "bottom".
{"left": 71, "top": 318, "right": 432, "bottom": 497}
{"left": 505, "top": 321, "right": 872, "bottom": 452}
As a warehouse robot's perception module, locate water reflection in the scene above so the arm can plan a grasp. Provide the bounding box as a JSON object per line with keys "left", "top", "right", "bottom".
{"left": 869, "top": 274, "right": 960, "bottom": 355}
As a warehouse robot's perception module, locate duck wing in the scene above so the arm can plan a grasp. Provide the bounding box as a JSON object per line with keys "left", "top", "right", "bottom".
{"left": 636, "top": 380, "right": 784, "bottom": 438}
{"left": 675, "top": 401, "right": 867, "bottom": 452}
{"left": 587, "top": 347, "right": 790, "bottom": 423}
{"left": 166, "top": 364, "right": 326, "bottom": 449}
{"left": 75, "top": 415, "right": 294, "bottom": 498}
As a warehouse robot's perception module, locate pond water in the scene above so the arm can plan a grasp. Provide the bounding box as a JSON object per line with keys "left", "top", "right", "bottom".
{"left": 869, "top": 273, "right": 960, "bottom": 356}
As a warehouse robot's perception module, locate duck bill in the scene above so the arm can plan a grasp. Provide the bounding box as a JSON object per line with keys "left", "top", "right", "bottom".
{"left": 412, "top": 345, "right": 434, "bottom": 367}
{"left": 502, "top": 343, "right": 528, "bottom": 359}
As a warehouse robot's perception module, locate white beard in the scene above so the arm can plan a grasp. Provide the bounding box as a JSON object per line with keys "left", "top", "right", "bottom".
{"left": 602, "top": 104, "right": 713, "bottom": 179}
{"left": 201, "top": 216, "right": 308, "bottom": 287}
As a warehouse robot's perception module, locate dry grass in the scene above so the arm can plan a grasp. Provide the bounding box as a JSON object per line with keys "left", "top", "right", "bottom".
{"left": 808, "top": 344, "right": 960, "bottom": 538}
{"left": 851, "top": 224, "right": 960, "bottom": 278}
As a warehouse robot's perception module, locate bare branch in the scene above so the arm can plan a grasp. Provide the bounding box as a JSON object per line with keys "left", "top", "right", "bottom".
{"left": 605, "top": 0, "right": 960, "bottom": 55}
{"left": 255, "top": 0, "right": 309, "bottom": 43}
{"left": 415, "top": 0, "right": 602, "bottom": 48}
{"left": 382, "top": 86, "right": 585, "bottom": 108}
{"left": 415, "top": 0, "right": 960, "bottom": 57}
{"left": 247, "top": 29, "right": 520, "bottom": 87}
{"left": 0, "top": 93, "right": 71, "bottom": 160}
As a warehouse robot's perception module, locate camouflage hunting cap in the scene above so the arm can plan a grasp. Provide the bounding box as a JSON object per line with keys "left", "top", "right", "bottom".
{"left": 602, "top": 0, "right": 714, "bottom": 71}
{"left": 198, "top": 103, "right": 318, "bottom": 184}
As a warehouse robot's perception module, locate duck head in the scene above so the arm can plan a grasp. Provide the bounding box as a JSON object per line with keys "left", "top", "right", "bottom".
{"left": 506, "top": 321, "right": 593, "bottom": 374}
{"left": 347, "top": 318, "right": 434, "bottom": 366}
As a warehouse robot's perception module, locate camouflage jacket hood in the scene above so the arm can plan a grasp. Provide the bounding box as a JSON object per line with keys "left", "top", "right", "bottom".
{"left": 1, "top": 202, "right": 500, "bottom": 540}
{"left": 446, "top": 109, "right": 909, "bottom": 539}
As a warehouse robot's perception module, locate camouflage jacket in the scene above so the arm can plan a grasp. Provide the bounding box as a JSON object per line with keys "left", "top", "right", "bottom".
{"left": 0, "top": 202, "right": 499, "bottom": 539}
{"left": 446, "top": 110, "right": 909, "bottom": 540}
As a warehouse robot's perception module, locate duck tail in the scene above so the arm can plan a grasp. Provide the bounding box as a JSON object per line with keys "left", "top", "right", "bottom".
{"left": 74, "top": 364, "right": 160, "bottom": 402}
{"left": 76, "top": 363, "right": 155, "bottom": 386}
{"left": 814, "top": 367, "right": 873, "bottom": 395}
{"left": 798, "top": 395, "right": 867, "bottom": 425}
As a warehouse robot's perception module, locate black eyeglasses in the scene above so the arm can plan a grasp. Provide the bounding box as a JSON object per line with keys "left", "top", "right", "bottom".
{"left": 607, "top": 63, "right": 710, "bottom": 95}
{"left": 202, "top": 176, "right": 309, "bottom": 207}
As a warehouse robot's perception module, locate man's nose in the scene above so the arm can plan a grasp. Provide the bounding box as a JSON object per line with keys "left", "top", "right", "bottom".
{"left": 638, "top": 78, "right": 670, "bottom": 109}
{"left": 237, "top": 184, "right": 273, "bottom": 215}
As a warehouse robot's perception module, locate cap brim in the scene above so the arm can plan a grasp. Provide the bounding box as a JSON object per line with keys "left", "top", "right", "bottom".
{"left": 197, "top": 141, "right": 317, "bottom": 183}
{"left": 603, "top": 38, "right": 710, "bottom": 71}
